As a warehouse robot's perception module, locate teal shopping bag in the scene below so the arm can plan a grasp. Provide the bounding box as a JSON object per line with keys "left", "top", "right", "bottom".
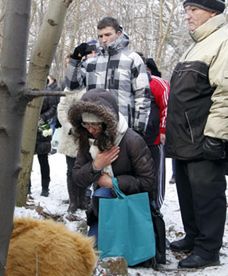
{"left": 98, "top": 178, "right": 156, "bottom": 266}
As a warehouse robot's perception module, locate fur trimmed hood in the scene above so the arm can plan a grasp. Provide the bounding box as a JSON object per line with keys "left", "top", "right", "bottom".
{"left": 68, "top": 89, "right": 120, "bottom": 151}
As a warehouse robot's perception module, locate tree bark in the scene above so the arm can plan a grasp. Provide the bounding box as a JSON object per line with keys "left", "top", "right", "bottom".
{"left": 156, "top": 0, "right": 176, "bottom": 67}
{"left": 0, "top": 1, "right": 31, "bottom": 274}
{"left": 16, "top": 0, "right": 73, "bottom": 206}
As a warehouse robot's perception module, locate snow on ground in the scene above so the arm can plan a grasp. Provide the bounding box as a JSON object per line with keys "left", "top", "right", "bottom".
{"left": 14, "top": 152, "right": 228, "bottom": 275}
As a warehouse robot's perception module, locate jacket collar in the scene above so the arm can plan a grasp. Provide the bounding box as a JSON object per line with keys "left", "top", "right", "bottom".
{"left": 100, "top": 32, "right": 129, "bottom": 56}
{"left": 190, "top": 14, "right": 225, "bottom": 42}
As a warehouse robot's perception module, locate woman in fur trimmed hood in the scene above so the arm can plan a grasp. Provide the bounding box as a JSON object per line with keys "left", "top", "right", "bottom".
{"left": 68, "top": 89, "right": 156, "bottom": 240}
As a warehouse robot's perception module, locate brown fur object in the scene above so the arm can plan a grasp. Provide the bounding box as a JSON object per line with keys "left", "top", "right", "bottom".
{"left": 6, "top": 217, "right": 97, "bottom": 276}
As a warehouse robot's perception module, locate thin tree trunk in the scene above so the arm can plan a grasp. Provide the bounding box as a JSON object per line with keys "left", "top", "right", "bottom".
{"left": 0, "top": 1, "right": 31, "bottom": 274}
{"left": 156, "top": 0, "right": 176, "bottom": 67}
{"left": 16, "top": 0, "right": 74, "bottom": 206}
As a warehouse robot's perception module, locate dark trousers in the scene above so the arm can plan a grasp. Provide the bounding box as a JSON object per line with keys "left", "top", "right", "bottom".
{"left": 37, "top": 154, "right": 50, "bottom": 182}
{"left": 28, "top": 154, "right": 50, "bottom": 193}
{"left": 148, "top": 144, "right": 166, "bottom": 209}
{"left": 171, "top": 159, "right": 176, "bottom": 178}
{"left": 66, "top": 156, "right": 76, "bottom": 188}
{"left": 66, "top": 156, "right": 77, "bottom": 205}
{"left": 175, "top": 159, "right": 227, "bottom": 259}
{"left": 66, "top": 156, "right": 87, "bottom": 210}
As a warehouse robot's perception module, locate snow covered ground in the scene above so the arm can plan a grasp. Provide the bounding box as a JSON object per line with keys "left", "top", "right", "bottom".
{"left": 14, "top": 152, "right": 228, "bottom": 275}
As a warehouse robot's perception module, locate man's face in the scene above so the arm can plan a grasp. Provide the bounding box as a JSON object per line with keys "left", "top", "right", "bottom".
{"left": 97, "top": 26, "right": 121, "bottom": 48}
{"left": 184, "top": 6, "right": 216, "bottom": 32}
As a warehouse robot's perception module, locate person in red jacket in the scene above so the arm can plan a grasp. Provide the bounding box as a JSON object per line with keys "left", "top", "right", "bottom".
{"left": 146, "top": 58, "right": 170, "bottom": 209}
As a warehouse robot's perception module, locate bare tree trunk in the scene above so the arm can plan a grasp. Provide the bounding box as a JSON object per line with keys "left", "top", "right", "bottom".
{"left": 16, "top": 0, "right": 74, "bottom": 206}
{"left": 0, "top": 1, "right": 31, "bottom": 274}
{"left": 0, "top": 0, "right": 7, "bottom": 52}
{"left": 156, "top": 0, "right": 176, "bottom": 67}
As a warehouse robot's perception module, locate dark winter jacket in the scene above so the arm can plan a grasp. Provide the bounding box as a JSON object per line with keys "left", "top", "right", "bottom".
{"left": 35, "top": 92, "right": 59, "bottom": 155}
{"left": 68, "top": 89, "right": 155, "bottom": 221}
{"left": 166, "top": 61, "right": 213, "bottom": 160}
{"left": 46, "top": 80, "right": 61, "bottom": 128}
{"left": 166, "top": 14, "right": 228, "bottom": 160}
{"left": 65, "top": 33, "right": 151, "bottom": 134}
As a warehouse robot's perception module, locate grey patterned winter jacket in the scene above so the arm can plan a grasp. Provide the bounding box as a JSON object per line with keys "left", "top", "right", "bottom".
{"left": 65, "top": 34, "right": 151, "bottom": 133}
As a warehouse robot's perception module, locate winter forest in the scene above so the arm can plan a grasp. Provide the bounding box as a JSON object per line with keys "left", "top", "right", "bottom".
{"left": 0, "top": 0, "right": 228, "bottom": 275}
{"left": 0, "top": 0, "right": 192, "bottom": 81}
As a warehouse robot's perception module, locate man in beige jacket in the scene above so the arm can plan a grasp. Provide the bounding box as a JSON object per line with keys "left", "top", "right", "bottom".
{"left": 166, "top": 0, "right": 228, "bottom": 269}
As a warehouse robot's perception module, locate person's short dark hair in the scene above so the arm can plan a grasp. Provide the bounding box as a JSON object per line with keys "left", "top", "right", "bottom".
{"left": 146, "top": 58, "right": 162, "bottom": 77}
{"left": 97, "top": 17, "right": 122, "bottom": 33}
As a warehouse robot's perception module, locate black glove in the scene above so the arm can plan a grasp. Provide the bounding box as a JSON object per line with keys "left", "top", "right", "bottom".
{"left": 71, "top": 43, "right": 88, "bottom": 61}
{"left": 202, "top": 136, "right": 226, "bottom": 160}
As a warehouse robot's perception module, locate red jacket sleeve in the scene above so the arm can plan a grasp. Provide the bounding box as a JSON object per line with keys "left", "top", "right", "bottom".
{"left": 149, "top": 76, "right": 170, "bottom": 144}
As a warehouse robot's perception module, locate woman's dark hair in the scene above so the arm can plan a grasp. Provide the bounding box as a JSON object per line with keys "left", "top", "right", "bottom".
{"left": 75, "top": 121, "right": 115, "bottom": 153}
{"left": 97, "top": 17, "right": 122, "bottom": 33}
{"left": 68, "top": 89, "right": 119, "bottom": 153}
{"left": 68, "top": 107, "right": 117, "bottom": 153}
{"left": 146, "top": 58, "right": 162, "bottom": 77}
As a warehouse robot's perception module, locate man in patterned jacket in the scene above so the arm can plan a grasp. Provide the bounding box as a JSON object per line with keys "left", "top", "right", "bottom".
{"left": 65, "top": 17, "right": 151, "bottom": 134}
{"left": 166, "top": 0, "right": 228, "bottom": 269}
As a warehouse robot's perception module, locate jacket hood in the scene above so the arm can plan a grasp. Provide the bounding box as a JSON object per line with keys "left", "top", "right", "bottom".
{"left": 68, "top": 89, "right": 119, "bottom": 151}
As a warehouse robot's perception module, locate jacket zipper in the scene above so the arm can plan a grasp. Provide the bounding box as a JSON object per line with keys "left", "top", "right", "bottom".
{"left": 185, "top": 112, "right": 194, "bottom": 143}
{"left": 104, "top": 54, "right": 111, "bottom": 89}
{"left": 127, "top": 104, "right": 131, "bottom": 128}
{"left": 110, "top": 67, "right": 115, "bottom": 87}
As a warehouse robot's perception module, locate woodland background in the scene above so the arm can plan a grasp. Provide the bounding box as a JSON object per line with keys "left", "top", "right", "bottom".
{"left": 0, "top": 1, "right": 227, "bottom": 274}
{"left": 0, "top": 0, "right": 194, "bottom": 82}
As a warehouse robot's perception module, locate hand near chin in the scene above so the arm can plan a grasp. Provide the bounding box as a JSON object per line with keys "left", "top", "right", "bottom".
{"left": 93, "top": 146, "right": 120, "bottom": 170}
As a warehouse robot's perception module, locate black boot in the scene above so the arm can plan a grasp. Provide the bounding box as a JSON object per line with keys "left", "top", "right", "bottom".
{"left": 28, "top": 179, "right": 32, "bottom": 194}
{"left": 78, "top": 187, "right": 88, "bottom": 210}
{"left": 170, "top": 237, "right": 194, "bottom": 253}
{"left": 178, "top": 253, "right": 220, "bottom": 268}
{"left": 41, "top": 178, "right": 50, "bottom": 197}
{"left": 67, "top": 201, "right": 77, "bottom": 213}
{"left": 67, "top": 177, "right": 78, "bottom": 213}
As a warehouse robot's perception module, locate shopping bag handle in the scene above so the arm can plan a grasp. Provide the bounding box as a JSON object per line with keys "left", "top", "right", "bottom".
{"left": 112, "top": 177, "right": 126, "bottom": 199}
